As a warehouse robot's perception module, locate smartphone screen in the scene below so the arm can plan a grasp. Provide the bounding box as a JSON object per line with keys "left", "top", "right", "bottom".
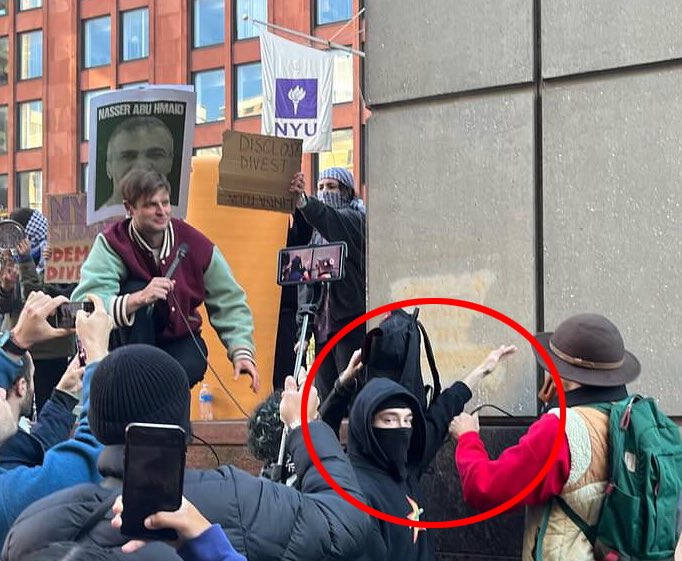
{"left": 122, "top": 423, "right": 186, "bottom": 541}
{"left": 75, "top": 336, "right": 86, "bottom": 367}
{"left": 277, "top": 242, "right": 347, "bottom": 286}
{"left": 51, "top": 301, "right": 95, "bottom": 329}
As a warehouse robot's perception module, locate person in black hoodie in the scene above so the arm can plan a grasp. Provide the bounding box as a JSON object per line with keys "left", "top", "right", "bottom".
{"left": 335, "top": 344, "right": 516, "bottom": 561}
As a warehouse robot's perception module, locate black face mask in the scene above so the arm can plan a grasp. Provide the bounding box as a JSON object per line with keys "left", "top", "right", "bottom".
{"left": 374, "top": 427, "right": 412, "bottom": 480}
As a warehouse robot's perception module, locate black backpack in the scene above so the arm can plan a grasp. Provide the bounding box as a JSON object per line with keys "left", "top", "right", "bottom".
{"left": 362, "top": 307, "right": 442, "bottom": 410}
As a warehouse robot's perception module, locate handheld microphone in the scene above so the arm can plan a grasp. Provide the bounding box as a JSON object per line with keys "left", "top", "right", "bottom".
{"left": 165, "top": 243, "right": 189, "bottom": 279}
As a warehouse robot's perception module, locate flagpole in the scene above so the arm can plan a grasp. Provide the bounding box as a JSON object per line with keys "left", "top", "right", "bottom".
{"left": 329, "top": 7, "right": 365, "bottom": 42}
{"left": 244, "top": 15, "right": 365, "bottom": 58}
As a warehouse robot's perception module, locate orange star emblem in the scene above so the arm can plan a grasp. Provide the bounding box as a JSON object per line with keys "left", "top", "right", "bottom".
{"left": 406, "top": 495, "right": 426, "bottom": 544}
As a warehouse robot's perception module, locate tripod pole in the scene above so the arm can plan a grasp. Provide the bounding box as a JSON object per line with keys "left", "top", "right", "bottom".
{"left": 272, "top": 284, "right": 326, "bottom": 484}
{"left": 272, "top": 312, "right": 312, "bottom": 483}
{"left": 293, "top": 313, "right": 309, "bottom": 386}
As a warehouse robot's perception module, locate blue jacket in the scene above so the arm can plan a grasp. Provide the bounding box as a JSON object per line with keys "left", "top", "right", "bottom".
{"left": 0, "top": 352, "right": 102, "bottom": 544}
{"left": 0, "top": 391, "right": 78, "bottom": 470}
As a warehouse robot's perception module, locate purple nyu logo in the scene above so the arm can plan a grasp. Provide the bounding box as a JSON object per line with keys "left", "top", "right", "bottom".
{"left": 275, "top": 79, "right": 318, "bottom": 119}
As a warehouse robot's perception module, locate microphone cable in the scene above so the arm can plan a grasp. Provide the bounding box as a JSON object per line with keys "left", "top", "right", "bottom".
{"left": 168, "top": 288, "right": 250, "bottom": 418}
{"left": 190, "top": 431, "right": 221, "bottom": 466}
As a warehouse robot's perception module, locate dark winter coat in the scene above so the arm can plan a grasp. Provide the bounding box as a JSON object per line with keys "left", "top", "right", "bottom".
{"left": 296, "top": 196, "right": 366, "bottom": 341}
{"left": 2, "top": 421, "right": 371, "bottom": 561}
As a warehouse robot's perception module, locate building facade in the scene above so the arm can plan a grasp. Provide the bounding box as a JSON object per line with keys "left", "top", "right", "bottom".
{"left": 365, "top": 2, "right": 682, "bottom": 559}
{"left": 0, "top": 0, "right": 365, "bottom": 214}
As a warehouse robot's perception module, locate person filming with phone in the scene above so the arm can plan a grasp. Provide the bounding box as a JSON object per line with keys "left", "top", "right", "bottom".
{"left": 0, "top": 348, "right": 84, "bottom": 470}
{"left": 0, "top": 209, "right": 78, "bottom": 415}
{"left": 2, "top": 347, "right": 371, "bottom": 561}
{"left": 289, "top": 167, "right": 366, "bottom": 401}
{"left": 0, "top": 291, "right": 112, "bottom": 544}
{"left": 72, "top": 168, "right": 259, "bottom": 391}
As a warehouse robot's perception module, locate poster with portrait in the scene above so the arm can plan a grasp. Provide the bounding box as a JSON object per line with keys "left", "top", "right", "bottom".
{"left": 86, "top": 88, "right": 197, "bottom": 225}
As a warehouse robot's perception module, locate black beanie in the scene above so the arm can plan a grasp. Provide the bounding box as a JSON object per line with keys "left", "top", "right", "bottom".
{"left": 89, "top": 345, "right": 191, "bottom": 445}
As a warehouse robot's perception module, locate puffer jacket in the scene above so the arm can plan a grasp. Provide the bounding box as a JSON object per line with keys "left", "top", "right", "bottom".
{"left": 2, "top": 421, "right": 371, "bottom": 561}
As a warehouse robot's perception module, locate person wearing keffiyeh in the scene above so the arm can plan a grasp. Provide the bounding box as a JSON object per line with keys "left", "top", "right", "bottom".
{"left": 2, "top": 209, "right": 76, "bottom": 413}
{"left": 289, "top": 167, "right": 366, "bottom": 402}
{"left": 9, "top": 209, "right": 48, "bottom": 273}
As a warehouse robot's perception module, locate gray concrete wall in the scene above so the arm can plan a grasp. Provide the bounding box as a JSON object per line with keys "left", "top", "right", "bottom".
{"left": 367, "top": 91, "right": 538, "bottom": 415}
{"left": 366, "top": 0, "right": 682, "bottom": 434}
{"left": 366, "top": 0, "right": 533, "bottom": 104}
{"left": 542, "top": 68, "right": 682, "bottom": 409}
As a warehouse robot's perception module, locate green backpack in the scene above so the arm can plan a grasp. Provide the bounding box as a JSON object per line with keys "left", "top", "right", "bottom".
{"left": 541, "top": 395, "right": 682, "bottom": 561}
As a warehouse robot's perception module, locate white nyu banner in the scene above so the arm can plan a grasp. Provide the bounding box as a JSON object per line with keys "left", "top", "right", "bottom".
{"left": 260, "top": 31, "right": 333, "bottom": 153}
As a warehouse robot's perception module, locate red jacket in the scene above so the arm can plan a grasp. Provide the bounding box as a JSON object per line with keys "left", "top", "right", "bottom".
{"left": 455, "top": 414, "right": 571, "bottom": 511}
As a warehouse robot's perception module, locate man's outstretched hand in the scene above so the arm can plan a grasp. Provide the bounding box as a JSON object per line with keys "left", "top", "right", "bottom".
{"left": 233, "top": 359, "right": 260, "bottom": 393}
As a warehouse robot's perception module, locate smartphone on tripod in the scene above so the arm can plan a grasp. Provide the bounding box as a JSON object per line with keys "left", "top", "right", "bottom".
{"left": 277, "top": 242, "right": 347, "bottom": 286}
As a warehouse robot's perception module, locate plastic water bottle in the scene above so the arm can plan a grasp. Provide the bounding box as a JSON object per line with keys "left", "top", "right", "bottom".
{"left": 198, "top": 383, "right": 214, "bottom": 421}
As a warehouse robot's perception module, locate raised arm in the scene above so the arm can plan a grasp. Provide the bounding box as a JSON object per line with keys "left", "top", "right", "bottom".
{"left": 419, "top": 345, "right": 517, "bottom": 472}
{"left": 0, "top": 294, "right": 112, "bottom": 542}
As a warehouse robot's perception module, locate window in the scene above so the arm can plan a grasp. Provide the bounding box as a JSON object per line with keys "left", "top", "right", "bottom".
{"left": 18, "top": 100, "right": 42, "bottom": 150}
{"left": 193, "top": 0, "right": 224, "bottom": 48}
{"left": 122, "top": 8, "right": 148, "bottom": 61}
{"left": 194, "top": 146, "right": 222, "bottom": 157}
{"left": 0, "top": 2, "right": 6, "bottom": 16}
{"left": 82, "top": 89, "right": 108, "bottom": 141}
{"left": 19, "top": 30, "right": 42, "bottom": 80}
{"left": 0, "top": 105, "right": 7, "bottom": 154}
{"left": 19, "top": 0, "right": 41, "bottom": 11}
{"left": 17, "top": 170, "right": 42, "bottom": 210}
{"left": 316, "top": 0, "right": 352, "bottom": 25}
{"left": 81, "top": 163, "right": 88, "bottom": 194}
{"left": 121, "top": 81, "right": 149, "bottom": 89}
{"left": 194, "top": 69, "right": 224, "bottom": 123}
{"left": 83, "top": 16, "right": 111, "bottom": 68}
{"left": 0, "top": 175, "right": 7, "bottom": 214}
{"left": 333, "top": 51, "right": 352, "bottom": 104}
{"left": 317, "top": 128, "right": 353, "bottom": 173}
{"left": 0, "top": 37, "right": 8, "bottom": 84}
{"left": 235, "top": 0, "right": 266, "bottom": 40}
{"left": 235, "top": 62, "right": 262, "bottom": 118}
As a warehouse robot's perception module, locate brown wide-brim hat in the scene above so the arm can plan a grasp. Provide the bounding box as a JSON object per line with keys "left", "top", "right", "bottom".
{"left": 533, "top": 313, "right": 641, "bottom": 387}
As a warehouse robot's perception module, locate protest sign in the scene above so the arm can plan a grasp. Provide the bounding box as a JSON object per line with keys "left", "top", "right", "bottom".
{"left": 45, "top": 194, "right": 111, "bottom": 283}
{"left": 44, "top": 240, "right": 91, "bottom": 283}
{"left": 87, "top": 87, "right": 196, "bottom": 225}
{"left": 217, "top": 130, "right": 302, "bottom": 214}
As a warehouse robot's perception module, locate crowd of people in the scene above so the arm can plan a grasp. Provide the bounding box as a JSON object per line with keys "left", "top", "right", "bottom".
{"left": 0, "top": 164, "right": 676, "bottom": 561}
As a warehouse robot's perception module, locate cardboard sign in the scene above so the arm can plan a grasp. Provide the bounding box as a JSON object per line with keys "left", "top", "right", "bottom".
{"left": 44, "top": 240, "right": 91, "bottom": 283}
{"left": 218, "top": 130, "right": 302, "bottom": 214}
{"left": 45, "top": 194, "right": 112, "bottom": 283}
